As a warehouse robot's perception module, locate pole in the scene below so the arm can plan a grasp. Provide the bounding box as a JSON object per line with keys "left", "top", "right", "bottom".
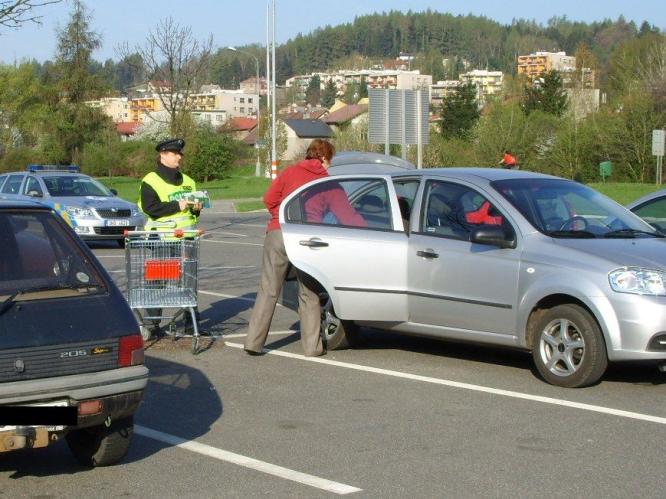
{"left": 416, "top": 90, "right": 422, "bottom": 169}
{"left": 265, "top": 2, "right": 271, "bottom": 178}
{"left": 401, "top": 90, "right": 407, "bottom": 160}
{"left": 384, "top": 89, "right": 390, "bottom": 155}
{"left": 271, "top": 0, "right": 278, "bottom": 180}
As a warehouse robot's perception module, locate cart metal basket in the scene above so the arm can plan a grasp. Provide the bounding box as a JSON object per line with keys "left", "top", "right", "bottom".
{"left": 125, "top": 229, "right": 203, "bottom": 353}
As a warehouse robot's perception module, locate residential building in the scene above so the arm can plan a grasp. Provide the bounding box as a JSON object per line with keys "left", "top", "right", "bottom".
{"left": 128, "top": 96, "right": 162, "bottom": 123}
{"left": 85, "top": 97, "right": 130, "bottom": 123}
{"left": 222, "top": 117, "right": 257, "bottom": 142}
{"left": 286, "top": 70, "right": 432, "bottom": 104}
{"left": 430, "top": 80, "right": 461, "bottom": 108}
{"left": 240, "top": 76, "right": 268, "bottom": 97}
{"left": 459, "top": 70, "right": 504, "bottom": 104}
{"left": 282, "top": 119, "right": 333, "bottom": 161}
{"left": 188, "top": 88, "right": 259, "bottom": 119}
{"left": 566, "top": 88, "right": 601, "bottom": 119}
{"left": 517, "top": 51, "right": 576, "bottom": 80}
{"left": 324, "top": 104, "right": 368, "bottom": 134}
{"left": 191, "top": 109, "right": 228, "bottom": 127}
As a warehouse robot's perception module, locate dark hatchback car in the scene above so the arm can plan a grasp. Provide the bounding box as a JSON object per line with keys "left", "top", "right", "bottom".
{"left": 0, "top": 200, "right": 148, "bottom": 466}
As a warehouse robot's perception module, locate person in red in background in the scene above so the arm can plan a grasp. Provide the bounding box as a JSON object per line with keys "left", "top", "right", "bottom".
{"left": 499, "top": 150, "right": 518, "bottom": 169}
{"left": 465, "top": 201, "right": 504, "bottom": 225}
{"left": 245, "top": 139, "right": 355, "bottom": 357}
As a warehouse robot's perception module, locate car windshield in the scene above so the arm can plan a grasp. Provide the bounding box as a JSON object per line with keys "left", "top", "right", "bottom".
{"left": 43, "top": 175, "right": 113, "bottom": 197}
{"left": 0, "top": 210, "right": 105, "bottom": 297}
{"left": 491, "top": 178, "right": 661, "bottom": 238}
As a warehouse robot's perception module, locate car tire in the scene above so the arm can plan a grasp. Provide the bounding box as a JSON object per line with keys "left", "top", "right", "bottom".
{"left": 66, "top": 416, "right": 134, "bottom": 467}
{"left": 320, "top": 296, "right": 359, "bottom": 350}
{"left": 531, "top": 304, "right": 608, "bottom": 388}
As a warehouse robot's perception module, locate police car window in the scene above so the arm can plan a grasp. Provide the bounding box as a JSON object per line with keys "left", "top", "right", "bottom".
{"left": 0, "top": 175, "right": 6, "bottom": 190}
{"left": 23, "top": 176, "right": 43, "bottom": 196}
{"left": 1, "top": 175, "right": 24, "bottom": 194}
{"left": 421, "top": 180, "right": 509, "bottom": 241}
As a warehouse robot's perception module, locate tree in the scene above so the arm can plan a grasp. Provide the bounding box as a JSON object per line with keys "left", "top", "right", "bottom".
{"left": 0, "top": 0, "right": 61, "bottom": 29}
{"left": 305, "top": 74, "right": 320, "bottom": 106}
{"left": 126, "top": 17, "right": 213, "bottom": 137}
{"left": 440, "top": 82, "right": 479, "bottom": 139}
{"left": 320, "top": 78, "right": 337, "bottom": 108}
{"left": 522, "top": 70, "right": 568, "bottom": 117}
{"left": 186, "top": 126, "right": 240, "bottom": 182}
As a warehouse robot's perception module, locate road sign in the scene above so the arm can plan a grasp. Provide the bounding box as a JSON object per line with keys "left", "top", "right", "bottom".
{"left": 368, "top": 89, "right": 429, "bottom": 145}
{"left": 653, "top": 130, "right": 665, "bottom": 157}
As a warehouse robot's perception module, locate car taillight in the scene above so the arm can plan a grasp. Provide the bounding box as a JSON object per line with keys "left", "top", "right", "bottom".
{"left": 118, "top": 334, "right": 145, "bottom": 367}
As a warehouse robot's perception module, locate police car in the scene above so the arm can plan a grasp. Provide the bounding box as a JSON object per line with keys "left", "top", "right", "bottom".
{"left": 0, "top": 165, "right": 145, "bottom": 247}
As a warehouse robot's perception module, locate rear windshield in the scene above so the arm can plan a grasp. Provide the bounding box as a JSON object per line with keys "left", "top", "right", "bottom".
{"left": 0, "top": 210, "right": 106, "bottom": 296}
{"left": 43, "top": 175, "right": 113, "bottom": 197}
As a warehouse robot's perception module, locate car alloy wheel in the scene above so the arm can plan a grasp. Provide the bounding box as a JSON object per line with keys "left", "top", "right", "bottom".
{"left": 319, "top": 295, "right": 359, "bottom": 350}
{"left": 538, "top": 318, "right": 586, "bottom": 377}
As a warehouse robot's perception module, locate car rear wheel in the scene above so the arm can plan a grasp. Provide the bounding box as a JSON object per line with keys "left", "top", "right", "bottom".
{"left": 320, "top": 296, "right": 359, "bottom": 350}
{"left": 532, "top": 304, "right": 607, "bottom": 388}
{"left": 66, "top": 416, "right": 134, "bottom": 467}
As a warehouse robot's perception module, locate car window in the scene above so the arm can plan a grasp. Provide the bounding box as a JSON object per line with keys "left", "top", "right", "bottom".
{"left": 0, "top": 211, "right": 105, "bottom": 295}
{"left": 43, "top": 175, "right": 112, "bottom": 197}
{"left": 420, "top": 180, "right": 511, "bottom": 241}
{"left": 632, "top": 196, "right": 666, "bottom": 232}
{"left": 393, "top": 179, "right": 420, "bottom": 227}
{"left": 0, "top": 174, "right": 25, "bottom": 194}
{"left": 0, "top": 175, "right": 6, "bottom": 191}
{"left": 493, "top": 178, "right": 658, "bottom": 238}
{"left": 23, "top": 176, "right": 44, "bottom": 197}
{"left": 285, "top": 178, "right": 390, "bottom": 230}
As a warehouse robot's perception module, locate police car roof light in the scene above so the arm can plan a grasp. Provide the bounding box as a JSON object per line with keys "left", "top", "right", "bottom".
{"left": 27, "top": 164, "right": 80, "bottom": 173}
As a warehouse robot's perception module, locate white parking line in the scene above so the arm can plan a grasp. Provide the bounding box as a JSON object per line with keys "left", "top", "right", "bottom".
{"left": 198, "top": 290, "right": 285, "bottom": 307}
{"left": 224, "top": 341, "right": 666, "bottom": 426}
{"left": 204, "top": 239, "right": 264, "bottom": 247}
{"left": 135, "top": 425, "right": 362, "bottom": 495}
{"left": 202, "top": 230, "right": 248, "bottom": 237}
{"left": 95, "top": 254, "right": 125, "bottom": 258}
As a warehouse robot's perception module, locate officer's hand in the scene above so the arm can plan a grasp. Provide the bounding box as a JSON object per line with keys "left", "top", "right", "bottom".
{"left": 178, "top": 199, "right": 189, "bottom": 211}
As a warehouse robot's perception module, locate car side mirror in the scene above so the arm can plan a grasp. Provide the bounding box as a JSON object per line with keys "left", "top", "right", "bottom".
{"left": 470, "top": 226, "right": 516, "bottom": 249}
{"left": 27, "top": 190, "right": 43, "bottom": 198}
{"left": 110, "top": 188, "right": 118, "bottom": 196}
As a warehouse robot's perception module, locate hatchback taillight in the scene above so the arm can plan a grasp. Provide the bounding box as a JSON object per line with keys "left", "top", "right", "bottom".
{"left": 118, "top": 334, "right": 145, "bottom": 367}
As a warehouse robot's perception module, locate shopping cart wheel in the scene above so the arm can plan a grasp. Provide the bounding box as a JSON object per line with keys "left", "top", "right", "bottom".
{"left": 192, "top": 336, "right": 200, "bottom": 355}
{"left": 140, "top": 325, "right": 152, "bottom": 341}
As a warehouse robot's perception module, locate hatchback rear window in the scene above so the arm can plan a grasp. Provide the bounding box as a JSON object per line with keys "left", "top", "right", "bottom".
{"left": 0, "top": 210, "right": 105, "bottom": 296}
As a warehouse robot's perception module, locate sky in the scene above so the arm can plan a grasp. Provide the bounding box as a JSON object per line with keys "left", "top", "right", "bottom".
{"left": 0, "top": 0, "right": 664, "bottom": 64}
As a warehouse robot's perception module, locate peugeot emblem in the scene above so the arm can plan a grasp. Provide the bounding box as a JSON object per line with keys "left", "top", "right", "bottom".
{"left": 14, "top": 359, "right": 25, "bottom": 373}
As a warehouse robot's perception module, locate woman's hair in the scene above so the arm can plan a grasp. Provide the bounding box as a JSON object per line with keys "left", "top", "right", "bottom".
{"left": 305, "top": 139, "right": 335, "bottom": 162}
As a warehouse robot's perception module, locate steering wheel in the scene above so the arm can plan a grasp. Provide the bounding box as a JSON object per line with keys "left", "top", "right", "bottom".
{"left": 559, "top": 215, "right": 589, "bottom": 231}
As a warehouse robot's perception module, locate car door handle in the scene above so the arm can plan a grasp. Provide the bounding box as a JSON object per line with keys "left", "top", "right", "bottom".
{"left": 299, "top": 239, "right": 329, "bottom": 248}
{"left": 416, "top": 249, "right": 439, "bottom": 259}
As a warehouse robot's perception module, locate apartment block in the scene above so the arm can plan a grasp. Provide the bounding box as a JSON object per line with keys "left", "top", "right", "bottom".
{"left": 459, "top": 70, "right": 504, "bottom": 104}
{"left": 84, "top": 97, "right": 129, "bottom": 123}
{"left": 517, "top": 51, "right": 576, "bottom": 80}
{"left": 128, "top": 96, "right": 162, "bottom": 123}
{"left": 188, "top": 89, "right": 259, "bottom": 119}
{"left": 430, "top": 80, "right": 461, "bottom": 108}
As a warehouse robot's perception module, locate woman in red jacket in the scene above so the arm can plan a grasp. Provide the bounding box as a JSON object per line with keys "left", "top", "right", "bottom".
{"left": 244, "top": 139, "right": 357, "bottom": 357}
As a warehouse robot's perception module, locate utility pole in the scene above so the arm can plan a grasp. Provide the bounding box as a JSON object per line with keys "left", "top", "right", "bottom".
{"left": 265, "top": 2, "right": 271, "bottom": 178}
{"left": 270, "top": 0, "right": 278, "bottom": 179}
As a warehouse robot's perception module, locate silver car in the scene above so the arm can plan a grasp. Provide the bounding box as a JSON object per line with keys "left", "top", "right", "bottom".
{"left": 626, "top": 188, "right": 666, "bottom": 233}
{"left": 279, "top": 167, "right": 666, "bottom": 387}
{"left": 0, "top": 166, "right": 145, "bottom": 247}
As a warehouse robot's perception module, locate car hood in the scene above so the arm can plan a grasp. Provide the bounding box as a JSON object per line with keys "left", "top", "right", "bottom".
{"left": 554, "top": 237, "right": 666, "bottom": 269}
{"left": 52, "top": 196, "right": 134, "bottom": 208}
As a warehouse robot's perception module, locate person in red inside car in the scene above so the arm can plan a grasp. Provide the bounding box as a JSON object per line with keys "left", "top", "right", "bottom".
{"left": 499, "top": 150, "right": 518, "bottom": 169}
{"left": 465, "top": 201, "right": 504, "bottom": 225}
{"left": 245, "top": 139, "right": 364, "bottom": 357}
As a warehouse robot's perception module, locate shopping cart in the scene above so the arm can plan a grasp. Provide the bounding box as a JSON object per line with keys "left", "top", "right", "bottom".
{"left": 125, "top": 228, "right": 204, "bottom": 353}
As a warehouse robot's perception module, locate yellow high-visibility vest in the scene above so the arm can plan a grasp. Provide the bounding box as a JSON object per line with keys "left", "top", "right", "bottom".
{"left": 138, "top": 171, "right": 197, "bottom": 230}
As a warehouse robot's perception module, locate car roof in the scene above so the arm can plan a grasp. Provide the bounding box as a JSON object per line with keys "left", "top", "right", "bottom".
{"left": 626, "top": 188, "right": 666, "bottom": 209}
{"left": 328, "top": 152, "right": 416, "bottom": 175}
{"left": 389, "top": 167, "right": 563, "bottom": 182}
{"left": 3, "top": 170, "right": 89, "bottom": 178}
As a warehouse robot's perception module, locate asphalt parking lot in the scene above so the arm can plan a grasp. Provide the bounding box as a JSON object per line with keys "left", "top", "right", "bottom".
{"left": 2, "top": 205, "right": 666, "bottom": 497}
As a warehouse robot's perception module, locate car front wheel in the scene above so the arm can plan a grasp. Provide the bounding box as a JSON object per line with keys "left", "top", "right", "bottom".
{"left": 66, "top": 416, "right": 134, "bottom": 467}
{"left": 532, "top": 304, "right": 608, "bottom": 388}
{"left": 320, "top": 296, "right": 359, "bottom": 350}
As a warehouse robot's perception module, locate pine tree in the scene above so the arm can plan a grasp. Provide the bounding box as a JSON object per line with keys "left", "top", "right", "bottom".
{"left": 522, "top": 70, "right": 568, "bottom": 117}
{"left": 321, "top": 78, "right": 337, "bottom": 108}
{"left": 305, "top": 75, "right": 321, "bottom": 106}
{"left": 440, "top": 82, "right": 480, "bottom": 139}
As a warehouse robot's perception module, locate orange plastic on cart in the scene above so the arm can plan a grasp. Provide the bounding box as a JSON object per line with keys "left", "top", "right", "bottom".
{"left": 144, "top": 259, "right": 181, "bottom": 280}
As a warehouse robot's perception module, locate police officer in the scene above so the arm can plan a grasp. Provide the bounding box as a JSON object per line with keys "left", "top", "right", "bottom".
{"left": 139, "top": 138, "right": 203, "bottom": 228}
{"left": 139, "top": 138, "right": 204, "bottom": 334}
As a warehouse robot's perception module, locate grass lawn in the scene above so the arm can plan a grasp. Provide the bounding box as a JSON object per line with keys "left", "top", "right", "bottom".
{"left": 589, "top": 182, "right": 662, "bottom": 205}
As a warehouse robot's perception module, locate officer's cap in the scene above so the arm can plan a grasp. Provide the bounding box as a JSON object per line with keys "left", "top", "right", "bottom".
{"left": 156, "top": 138, "right": 185, "bottom": 153}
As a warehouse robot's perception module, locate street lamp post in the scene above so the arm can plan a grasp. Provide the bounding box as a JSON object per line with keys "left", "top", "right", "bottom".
{"left": 227, "top": 46, "right": 261, "bottom": 177}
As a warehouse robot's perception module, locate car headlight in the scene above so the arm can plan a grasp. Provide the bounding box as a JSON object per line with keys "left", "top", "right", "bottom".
{"left": 131, "top": 207, "right": 142, "bottom": 217}
{"left": 609, "top": 267, "right": 666, "bottom": 296}
{"left": 65, "top": 206, "right": 95, "bottom": 218}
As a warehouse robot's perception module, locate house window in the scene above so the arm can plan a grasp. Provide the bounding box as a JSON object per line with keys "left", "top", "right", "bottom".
{"left": 240, "top": 98, "right": 245, "bottom": 103}
{"left": 240, "top": 107, "right": 245, "bottom": 113}
{"left": 248, "top": 98, "right": 253, "bottom": 104}
{"left": 216, "top": 115, "right": 224, "bottom": 122}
